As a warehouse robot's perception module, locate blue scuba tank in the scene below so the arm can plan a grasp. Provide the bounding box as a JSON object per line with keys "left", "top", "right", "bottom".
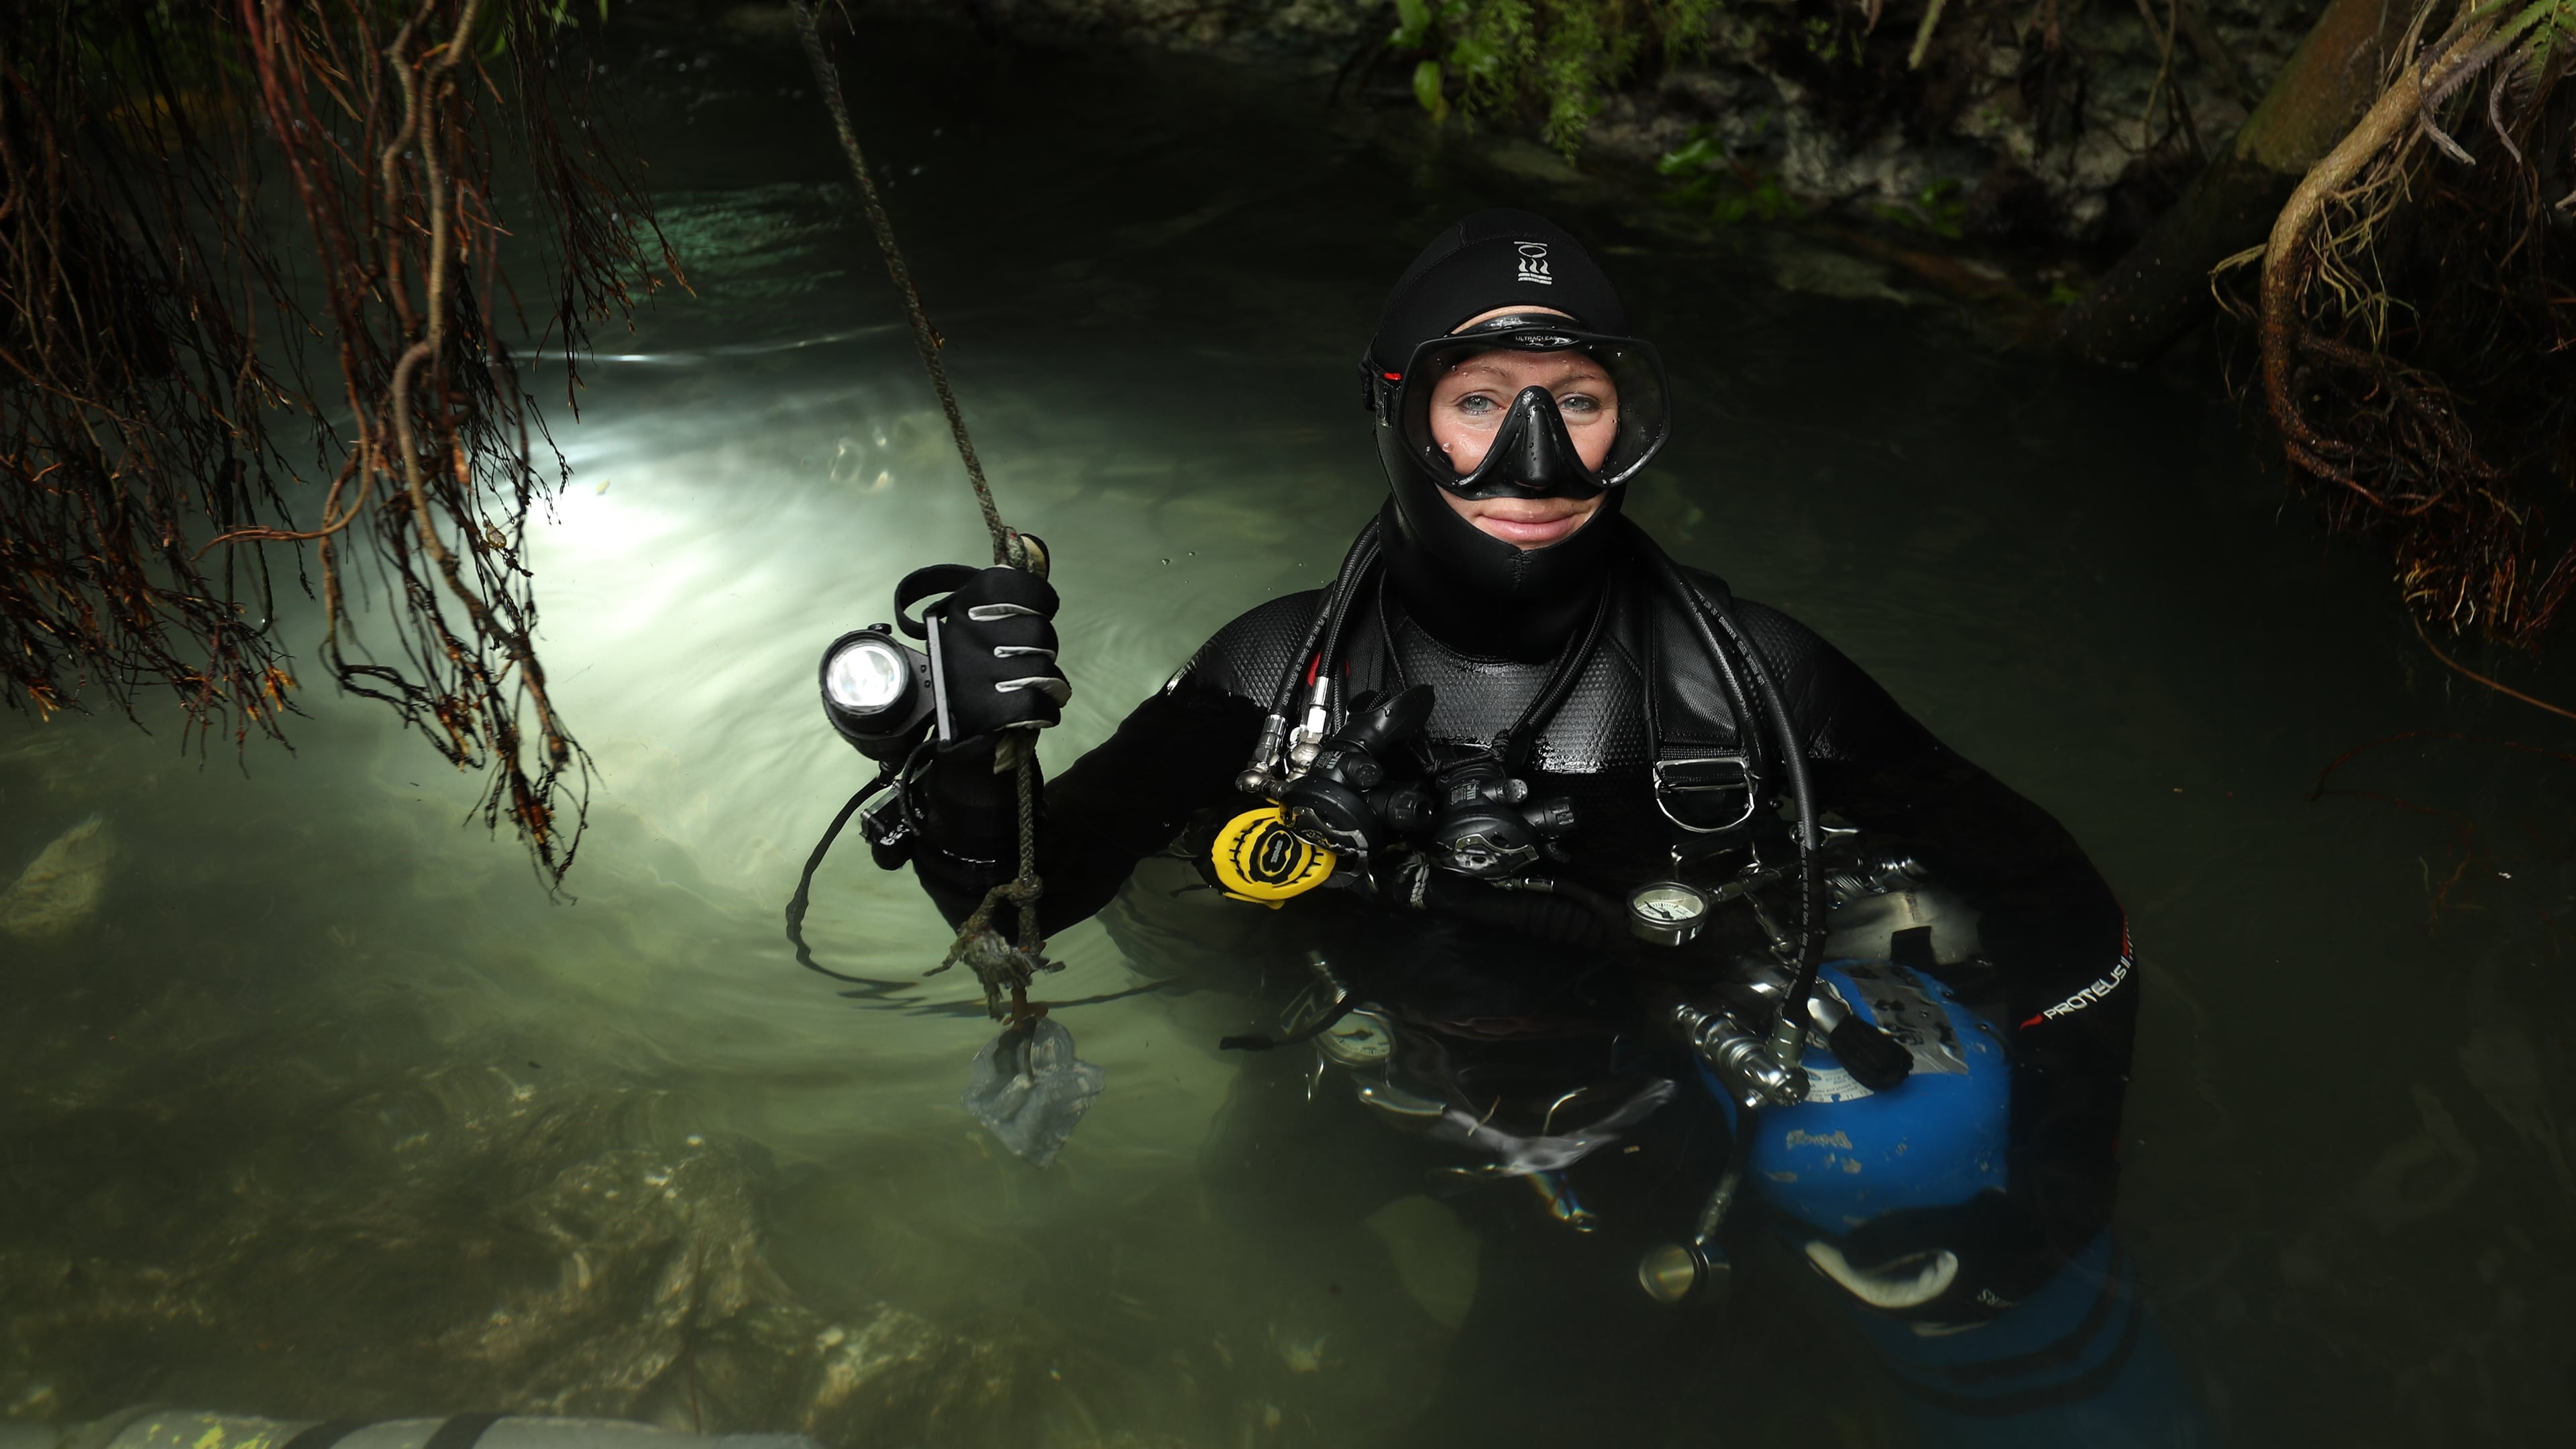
{"left": 1706, "top": 959, "right": 2010, "bottom": 1233}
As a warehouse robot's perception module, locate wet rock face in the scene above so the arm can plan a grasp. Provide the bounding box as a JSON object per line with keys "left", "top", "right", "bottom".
{"left": 847, "top": 0, "right": 2332, "bottom": 255}
{"left": 1618, "top": 0, "right": 2337, "bottom": 252}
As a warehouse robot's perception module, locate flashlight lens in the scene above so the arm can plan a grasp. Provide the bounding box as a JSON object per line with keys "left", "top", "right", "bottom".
{"left": 825, "top": 637, "right": 910, "bottom": 714}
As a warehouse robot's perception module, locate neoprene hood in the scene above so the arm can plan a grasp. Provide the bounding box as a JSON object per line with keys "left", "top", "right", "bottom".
{"left": 1365, "top": 209, "right": 1628, "bottom": 373}
{"left": 1364, "top": 210, "right": 1648, "bottom": 653}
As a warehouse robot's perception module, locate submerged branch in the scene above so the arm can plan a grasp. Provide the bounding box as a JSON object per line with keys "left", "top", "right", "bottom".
{"left": 2412, "top": 617, "right": 2576, "bottom": 724}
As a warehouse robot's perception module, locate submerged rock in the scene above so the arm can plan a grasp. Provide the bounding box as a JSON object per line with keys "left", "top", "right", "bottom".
{"left": 0, "top": 1064, "right": 1038, "bottom": 1445}
{"left": 1, "top": 814, "right": 115, "bottom": 941}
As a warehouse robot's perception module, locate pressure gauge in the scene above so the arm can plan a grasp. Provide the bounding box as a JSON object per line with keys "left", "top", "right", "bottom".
{"left": 1628, "top": 881, "right": 1711, "bottom": 947}
{"left": 1316, "top": 1006, "right": 1395, "bottom": 1069}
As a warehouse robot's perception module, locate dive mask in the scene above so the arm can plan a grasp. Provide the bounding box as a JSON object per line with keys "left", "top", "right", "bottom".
{"left": 1379, "top": 315, "right": 1670, "bottom": 500}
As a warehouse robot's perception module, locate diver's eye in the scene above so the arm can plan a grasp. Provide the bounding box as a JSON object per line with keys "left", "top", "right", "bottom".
{"left": 1558, "top": 392, "right": 1604, "bottom": 418}
{"left": 1452, "top": 393, "right": 1499, "bottom": 419}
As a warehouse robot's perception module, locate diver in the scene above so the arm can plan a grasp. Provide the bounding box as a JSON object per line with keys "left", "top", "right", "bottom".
{"left": 822, "top": 211, "right": 2198, "bottom": 1445}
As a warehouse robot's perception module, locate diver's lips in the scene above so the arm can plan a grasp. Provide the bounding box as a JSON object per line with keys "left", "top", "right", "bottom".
{"left": 1474, "top": 511, "right": 1588, "bottom": 547}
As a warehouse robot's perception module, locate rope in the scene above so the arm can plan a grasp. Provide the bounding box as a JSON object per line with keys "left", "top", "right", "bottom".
{"left": 791, "top": 0, "right": 1014, "bottom": 567}
{"left": 1014, "top": 745, "right": 1041, "bottom": 951}
{"left": 791, "top": 0, "right": 1049, "bottom": 1021}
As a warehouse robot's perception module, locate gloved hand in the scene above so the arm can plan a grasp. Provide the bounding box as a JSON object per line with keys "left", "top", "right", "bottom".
{"left": 1803, "top": 1190, "right": 2053, "bottom": 1324}
{"left": 903, "top": 562, "right": 1071, "bottom": 739}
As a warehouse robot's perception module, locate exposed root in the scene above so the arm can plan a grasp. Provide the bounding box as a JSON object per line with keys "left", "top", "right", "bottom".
{"left": 1, "top": 3, "right": 676, "bottom": 888}
{"left": 2412, "top": 616, "right": 2576, "bottom": 723}
{"left": 2247, "top": 1, "right": 2576, "bottom": 649}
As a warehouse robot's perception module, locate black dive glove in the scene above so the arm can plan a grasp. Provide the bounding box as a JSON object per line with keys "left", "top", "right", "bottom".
{"left": 900, "top": 562, "right": 1073, "bottom": 738}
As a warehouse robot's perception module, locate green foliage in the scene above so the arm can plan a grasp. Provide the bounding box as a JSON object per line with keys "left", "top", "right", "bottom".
{"left": 482, "top": 0, "right": 614, "bottom": 58}
{"left": 1392, "top": 1, "right": 1727, "bottom": 159}
{"left": 1655, "top": 122, "right": 1800, "bottom": 223}
{"left": 1799, "top": 13, "right": 1862, "bottom": 66}
{"left": 1870, "top": 178, "right": 1967, "bottom": 240}
{"left": 1653, "top": 129, "right": 1729, "bottom": 176}
{"left": 2495, "top": 0, "right": 2576, "bottom": 77}
{"left": 1413, "top": 58, "right": 1450, "bottom": 119}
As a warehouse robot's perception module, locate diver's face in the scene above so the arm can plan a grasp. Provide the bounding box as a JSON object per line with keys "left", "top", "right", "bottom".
{"left": 1428, "top": 307, "right": 1617, "bottom": 549}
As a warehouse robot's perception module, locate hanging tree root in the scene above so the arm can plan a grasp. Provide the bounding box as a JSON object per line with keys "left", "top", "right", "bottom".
{"left": 2056, "top": 0, "right": 2418, "bottom": 365}
{"left": 1, "top": 1, "right": 675, "bottom": 888}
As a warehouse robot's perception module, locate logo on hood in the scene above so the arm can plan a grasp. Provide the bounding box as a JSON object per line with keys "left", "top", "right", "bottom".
{"left": 1515, "top": 241, "right": 1552, "bottom": 286}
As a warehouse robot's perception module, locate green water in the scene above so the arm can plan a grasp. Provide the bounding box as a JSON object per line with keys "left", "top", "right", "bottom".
{"left": 5, "top": 7, "right": 2573, "bottom": 1446}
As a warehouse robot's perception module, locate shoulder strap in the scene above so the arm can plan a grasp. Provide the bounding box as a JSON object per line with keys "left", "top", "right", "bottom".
{"left": 1627, "top": 527, "right": 1778, "bottom": 861}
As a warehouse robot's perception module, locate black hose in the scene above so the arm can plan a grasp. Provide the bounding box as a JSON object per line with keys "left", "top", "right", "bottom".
{"left": 1265, "top": 519, "right": 1381, "bottom": 726}
{"left": 1426, "top": 871, "right": 1623, "bottom": 952}
{"left": 1310, "top": 539, "right": 1382, "bottom": 735}
{"left": 786, "top": 771, "right": 919, "bottom": 990}
{"left": 890, "top": 732, "right": 938, "bottom": 842}
{"left": 1498, "top": 568, "right": 1619, "bottom": 779}
{"left": 1640, "top": 543, "right": 1824, "bottom": 1032}
{"left": 1534, "top": 875, "right": 1637, "bottom": 947}
{"left": 1695, "top": 593, "right": 1824, "bottom": 1023}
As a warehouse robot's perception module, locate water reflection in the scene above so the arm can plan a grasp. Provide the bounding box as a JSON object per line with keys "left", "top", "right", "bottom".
{"left": 4, "top": 7, "right": 2575, "bottom": 1448}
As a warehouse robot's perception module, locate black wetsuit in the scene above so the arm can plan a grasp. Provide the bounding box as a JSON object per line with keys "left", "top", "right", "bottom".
{"left": 885, "top": 507, "right": 2138, "bottom": 1326}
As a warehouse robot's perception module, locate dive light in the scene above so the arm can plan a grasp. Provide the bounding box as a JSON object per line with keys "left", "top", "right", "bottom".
{"left": 819, "top": 623, "right": 936, "bottom": 760}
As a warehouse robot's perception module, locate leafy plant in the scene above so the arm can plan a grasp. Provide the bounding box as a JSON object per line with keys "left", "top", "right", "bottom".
{"left": 1801, "top": 13, "right": 1864, "bottom": 67}
{"left": 1656, "top": 123, "right": 1803, "bottom": 223}
{"left": 1393, "top": 0, "right": 1727, "bottom": 158}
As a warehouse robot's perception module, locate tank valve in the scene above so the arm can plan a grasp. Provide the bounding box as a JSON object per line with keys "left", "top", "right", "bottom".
{"left": 1674, "top": 1004, "right": 1807, "bottom": 1108}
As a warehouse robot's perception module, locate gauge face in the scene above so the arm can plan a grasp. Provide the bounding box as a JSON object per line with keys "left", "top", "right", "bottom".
{"left": 1631, "top": 885, "right": 1707, "bottom": 925}
{"left": 1318, "top": 1008, "right": 1394, "bottom": 1067}
{"left": 1628, "top": 882, "right": 1710, "bottom": 946}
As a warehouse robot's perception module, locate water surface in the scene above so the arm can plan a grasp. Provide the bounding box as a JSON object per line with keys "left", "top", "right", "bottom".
{"left": 5, "top": 9, "right": 2573, "bottom": 1447}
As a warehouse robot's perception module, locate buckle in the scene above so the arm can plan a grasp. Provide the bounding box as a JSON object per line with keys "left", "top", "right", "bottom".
{"left": 859, "top": 782, "right": 912, "bottom": 850}
{"left": 1653, "top": 755, "right": 1758, "bottom": 835}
